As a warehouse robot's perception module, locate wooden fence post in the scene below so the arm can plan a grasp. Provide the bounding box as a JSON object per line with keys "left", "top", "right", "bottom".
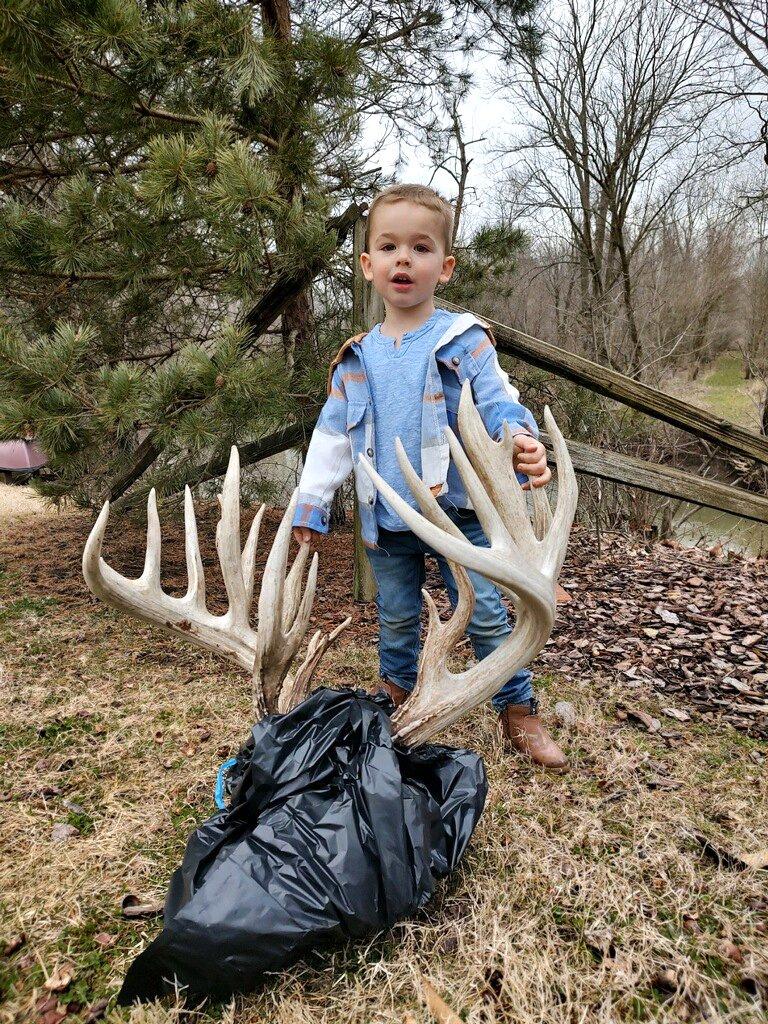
{"left": 351, "top": 216, "right": 381, "bottom": 603}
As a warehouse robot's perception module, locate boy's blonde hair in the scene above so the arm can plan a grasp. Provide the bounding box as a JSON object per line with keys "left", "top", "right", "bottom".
{"left": 365, "top": 184, "right": 454, "bottom": 255}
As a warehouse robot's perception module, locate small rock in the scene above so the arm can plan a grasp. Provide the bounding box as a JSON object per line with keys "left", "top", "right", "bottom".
{"left": 61, "top": 798, "right": 86, "bottom": 815}
{"left": 718, "top": 939, "right": 744, "bottom": 964}
{"left": 662, "top": 707, "right": 690, "bottom": 723}
{"left": 553, "top": 701, "right": 577, "bottom": 728}
{"left": 51, "top": 822, "right": 79, "bottom": 842}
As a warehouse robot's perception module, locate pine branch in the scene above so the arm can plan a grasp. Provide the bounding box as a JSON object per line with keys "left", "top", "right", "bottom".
{"left": 112, "top": 419, "right": 314, "bottom": 512}
{"left": 0, "top": 160, "right": 149, "bottom": 186}
{"left": 0, "top": 65, "right": 279, "bottom": 149}
{"left": 0, "top": 265, "right": 224, "bottom": 283}
{"left": 105, "top": 201, "right": 363, "bottom": 502}
{"left": 240, "top": 201, "right": 364, "bottom": 351}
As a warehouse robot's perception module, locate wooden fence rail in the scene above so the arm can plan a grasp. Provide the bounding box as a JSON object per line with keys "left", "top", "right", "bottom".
{"left": 541, "top": 433, "right": 768, "bottom": 525}
{"left": 439, "top": 299, "right": 768, "bottom": 468}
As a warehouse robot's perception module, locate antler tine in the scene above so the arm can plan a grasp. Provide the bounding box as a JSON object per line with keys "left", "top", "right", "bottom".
{"left": 389, "top": 437, "right": 469, "bottom": 541}
{"left": 457, "top": 383, "right": 538, "bottom": 552}
{"left": 370, "top": 436, "right": 477, "bottom": 671}
{"left": 143, "top": 489, "right": 162, "bottom": 587}
{"left": 255, "top": 489, "right": 322, "bottom": 712}
{"left": 541, "top": 406, "right": 578, "bottom": 578}
{"left": 530, "top": 481, "right": 552, "bottom": 542}
{"left": 443, "top": 427, "right": 516, "bottom": 554}
{"left": 282, "top": 542, "right": 310, "bottom": 632}
{"left": 284, "top": 552, "right": 319, "bottom": 649}
{"left": 216, "top": 447, "right": 248, "bottom": 628}
{"left": 242, "top": 503, "right": 266, "bottom": 611}
{"left": 183, "top": 485, "right": 205, "bottom": 609}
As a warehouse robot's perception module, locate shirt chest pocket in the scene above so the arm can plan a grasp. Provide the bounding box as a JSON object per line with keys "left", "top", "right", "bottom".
{"left": 346, "top": 402, "right": 367, "bottom": 433}
{"left": 346, "top": 402, "right": 376, "bottom": 502}
{"left": 440, "top": 371, "right": 464, "bottom": 427}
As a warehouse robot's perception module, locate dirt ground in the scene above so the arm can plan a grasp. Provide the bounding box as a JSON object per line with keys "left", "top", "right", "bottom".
{"left": 1, "top": 491, "right": 767, "bottom": 1023}
{"left": 0, "top": 482, "right": 63, "bottom": 523}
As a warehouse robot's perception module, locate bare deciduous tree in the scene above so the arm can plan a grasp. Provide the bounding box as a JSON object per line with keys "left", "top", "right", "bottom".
{"left": 495, "top": 0, "right": 729, "bottom": 377}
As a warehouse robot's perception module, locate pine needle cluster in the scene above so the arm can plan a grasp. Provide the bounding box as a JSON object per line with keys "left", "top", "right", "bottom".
{"left": 0, "top": 0, "right": 541, "bottom": 505}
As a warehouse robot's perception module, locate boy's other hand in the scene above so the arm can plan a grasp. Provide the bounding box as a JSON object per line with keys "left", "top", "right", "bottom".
{"left": 513, "top": 434, "right": 552, "bottom": 490}
{"left": 293, "top": 526, "right": 319, "bottom": 545}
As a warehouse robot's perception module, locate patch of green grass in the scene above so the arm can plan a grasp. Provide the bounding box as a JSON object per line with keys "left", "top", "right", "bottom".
{"left": 0, "top": 565, "right": 22, "bottom": 589}
{"left": 66, "top": 808, "right": 95, "bottom": 836}
{"left": 0, "top": 721, "right": 38, "bottom": 750}
{"left": 36, "top": 715, "right": 97, "bottom": 744}
{"left": 0, "top": 960, "right": 20, "bottom": 1002}
{"left": 703, "top": 353, "right": 744, "bottom": 390}
{"left": 702, "top": 353, "right": 754, "bottom": 424}
{"left": 55, "top": 916, "right": 132, "bottom": 1006}
{"left": 0, "top": 595, "right": 57, "bottom": 623}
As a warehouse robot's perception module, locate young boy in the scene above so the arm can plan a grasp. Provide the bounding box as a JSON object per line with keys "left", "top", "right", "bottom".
{"left": 292, "top": 183, "right": 567, "bottom": 769}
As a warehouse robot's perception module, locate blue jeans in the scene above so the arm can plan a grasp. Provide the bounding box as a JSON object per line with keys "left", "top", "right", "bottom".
{"left": 365, "top": 508, "right": 534, "bottom": 713}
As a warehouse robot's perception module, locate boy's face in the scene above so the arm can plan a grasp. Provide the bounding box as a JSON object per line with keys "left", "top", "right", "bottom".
{"left": 360, "top": 200, "right": 456, "bottom": 311}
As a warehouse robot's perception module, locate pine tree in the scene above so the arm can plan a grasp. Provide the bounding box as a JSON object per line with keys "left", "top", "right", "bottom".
{"left": 0, "top": 0, "right": 540, "bottom": 506}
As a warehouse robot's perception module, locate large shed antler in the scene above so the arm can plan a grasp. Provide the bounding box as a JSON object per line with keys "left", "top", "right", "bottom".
{"left": 358, "top": 381, "right": 577, "bottom": 747}
{"left": 82, "top": 447, "right": 350, "bottom": 718}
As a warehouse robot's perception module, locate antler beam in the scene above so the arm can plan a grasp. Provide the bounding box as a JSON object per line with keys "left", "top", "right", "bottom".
{"left": 358, "top": 381, "right": 577, "bottom": 746}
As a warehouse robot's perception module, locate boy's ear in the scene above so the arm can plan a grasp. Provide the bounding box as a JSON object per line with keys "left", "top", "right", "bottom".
{"left": 360, "top": 251, "right": 374, "bottom": 282}
{"left": 439, "top": 254, "right": 456, "bottom": 284}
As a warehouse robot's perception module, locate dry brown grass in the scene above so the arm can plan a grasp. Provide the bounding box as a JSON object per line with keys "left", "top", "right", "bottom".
{"left": 1, "top": 505, "right": 766, "bottom": 1024}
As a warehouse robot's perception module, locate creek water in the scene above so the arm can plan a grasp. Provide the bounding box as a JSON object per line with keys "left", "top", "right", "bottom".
{"left": 672, "top": 504, "right": 768, "bottom": 559}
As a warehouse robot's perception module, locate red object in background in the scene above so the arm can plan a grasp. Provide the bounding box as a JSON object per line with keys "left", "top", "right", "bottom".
{"left": 0, "top": 439, "right": 47, "bottom": 474}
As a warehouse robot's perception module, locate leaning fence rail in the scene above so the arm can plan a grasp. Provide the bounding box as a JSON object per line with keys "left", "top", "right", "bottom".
{"left": 438, "top": 299, "right": 768, "bottom": 468}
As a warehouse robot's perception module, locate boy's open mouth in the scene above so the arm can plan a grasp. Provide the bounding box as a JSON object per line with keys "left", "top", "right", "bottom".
{"left": 391, "top": 273, "right": 413, "bottom": 289}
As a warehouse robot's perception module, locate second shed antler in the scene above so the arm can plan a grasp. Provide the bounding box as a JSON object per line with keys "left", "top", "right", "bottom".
{"left": 358, "top": 381, "right": 578, "bottom": 747}
{"left": 83, "top": 448, "right": 350, "bottom": 718}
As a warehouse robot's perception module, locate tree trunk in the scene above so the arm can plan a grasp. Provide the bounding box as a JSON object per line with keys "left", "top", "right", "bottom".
{"left": 351, "top": 216, "right": 378, "bottom": 602}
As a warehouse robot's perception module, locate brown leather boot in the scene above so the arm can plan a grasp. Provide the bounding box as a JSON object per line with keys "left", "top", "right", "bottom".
{"left": 499, "top": 701, "right": 568, "bottom": 769}
{"left": 379, "top": 678, "right": 410, "bottom": 708}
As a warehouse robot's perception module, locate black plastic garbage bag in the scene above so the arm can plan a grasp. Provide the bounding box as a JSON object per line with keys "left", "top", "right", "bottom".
{"left": 118, "top": 687, "right": 487, "bottom": 1005}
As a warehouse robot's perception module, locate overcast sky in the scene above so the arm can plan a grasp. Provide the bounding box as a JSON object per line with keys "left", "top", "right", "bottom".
{"left": 360, "top": 6, "right": 766, "bottom": 245}
{"left": 363, "top": 54, "right": 511, "bottom": 237}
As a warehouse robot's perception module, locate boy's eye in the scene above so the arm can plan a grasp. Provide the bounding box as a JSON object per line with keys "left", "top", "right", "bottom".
{"left": 379, "top": 243, "right": 431, "bottom": 252}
